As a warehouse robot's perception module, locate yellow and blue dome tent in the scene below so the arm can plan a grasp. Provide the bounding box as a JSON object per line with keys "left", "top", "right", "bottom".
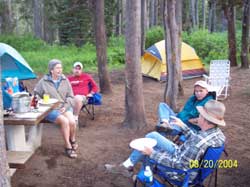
{"left": 141, "top": 40, "right": 205, "bottom": 81}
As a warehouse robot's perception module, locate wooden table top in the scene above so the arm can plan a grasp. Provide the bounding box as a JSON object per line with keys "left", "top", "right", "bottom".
{"left": 4, "top": 101, "right": 60, "bottom": 126}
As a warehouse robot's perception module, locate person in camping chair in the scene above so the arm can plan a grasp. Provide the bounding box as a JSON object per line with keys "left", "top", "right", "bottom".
{"left": 105, "top": 100, "right": 226, "bottom": 181}
{"left": 67, "top": 62, "right": 99, "bottom": 121}
{"left": 156, "top": 80, "right": 215, "bottom": 141}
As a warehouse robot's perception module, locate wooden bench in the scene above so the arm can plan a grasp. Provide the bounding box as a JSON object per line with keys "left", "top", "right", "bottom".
{"left": 8, "top": 168, "right": 17, "bottom": 177}
{"left": 7, "top": 151, "right": 33, "bottom": 169}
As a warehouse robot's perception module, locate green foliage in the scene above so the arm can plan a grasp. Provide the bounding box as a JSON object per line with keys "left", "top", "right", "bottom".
{"left": 0, "top": 34, "right": 46, "bottom": 51}
{"left": 56, "top": 0, "right": 94, "bottom": 46}
{"left": 183, "top": 30, "right": 226, "bottom": 64}
{"left": 107, "top": 36, "right": 125, "bottom": 65}
{"left": 22, "top": 43, "right": 98, "bottom": 73}
{"left": 145, "top": 26, "right": 164, "bottom": 48}
{"left": 182, "top": 30, "right": 242, "bottom": 65}
{"left": 2, "top": 29, "right": 243, "bottom": 75}
{"left": 144, "top": 27, "right": 243, "bottom": 67}
{"left": 104, "top": 0, "right": 117, "bottom": 38}
{"left": 1, "top": 34, "right": 125, "bottom": 74}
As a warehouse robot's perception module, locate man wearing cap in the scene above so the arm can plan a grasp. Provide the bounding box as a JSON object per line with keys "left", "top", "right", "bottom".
{"left": 105, "top": 100, "right": 226, "bottom": 180}
{"left": 67, "top": 62, "right": 99, "bottom": 121}
{"left": 156, "top": 80, "right": 215, "bottom": 134}
{"left": 34, "top": 59, "right": 78, "bottom": 158}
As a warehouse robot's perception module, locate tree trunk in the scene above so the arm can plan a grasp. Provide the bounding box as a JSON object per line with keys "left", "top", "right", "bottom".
{"left": 158, "top": 0, "right": 164, "bottom": 26}
{"left": 33, "top": 0, "right": 44, "bottom": 39}
{"left": 220, "top": 10, "right": 227, "bottom": 31}
{"left": 43, "top": 5, "right": 57, "bottom": 44}
{"left": 146, "top": 0, "right": 150, "bottom": 29}
{"left": 0, "top": 65, "right": 11, "bottom": 187}
{"left": 115, "top": 0, "right": 121, "bottom": 36}
{"left": 224, "top": 2, "right": 237, "bottom": 67}
{"left": 190, "top": 0, "right": 196, "bottom": 29}
{"left": 149, "top": 0, "right": 155, "bottom": 27}
{"left": 121, "top": 0, "right": 126, "bottom": 34}
{"left": 94, "top": 0, "right": 112, "bottom": 94}
{"left": 153, "top": 0, "right": 158, "bottom": 25}
{"left": 176, "top": 0, "right": 184, "bottom": 96}
{"left": 0, "top": 0, "right": 14, "bottom": 34}
{"left": 163, "top": 0, "right": 180, "bottom": 111}
{"left": 202, "top": 0, "right": 206, "bottom": 29}
{"left": 195, "top": 0, "right": 199, "bottom": 28}
{"left": 241, "top": 0, "right": 250, "bottom": 69}
{"left": 208, "top": 0, "right": 217, "bottom": 33}
{"left": 124, "top": 0, "right": 146, "bottom": 129}
{"left": 141, "top": 0, "right": 146, "bottom": 55}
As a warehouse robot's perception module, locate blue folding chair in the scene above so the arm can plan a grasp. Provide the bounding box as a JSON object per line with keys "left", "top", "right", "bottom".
{"left": 134, "top": 145, "right": 225, "bottom": 187}
{"left": 81, "top": 82, "right": 102, "bottom": 120}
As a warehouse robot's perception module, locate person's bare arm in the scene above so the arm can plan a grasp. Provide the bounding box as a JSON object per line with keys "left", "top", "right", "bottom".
{"left": 188, "top": 118, "right": 199, "bottom": 125}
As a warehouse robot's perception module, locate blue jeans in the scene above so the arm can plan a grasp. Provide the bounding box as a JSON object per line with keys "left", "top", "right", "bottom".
{"left": 157, "top": 102, "right": 182, "bottom": 135}
{"left": 158, "top": 102, "right": 176, "bottom": 123}
{"left": 45, "top": 107, "right": 73, "bottom": 123}
{"left": 129, "top": 131, "right": 176, "bottom": 165}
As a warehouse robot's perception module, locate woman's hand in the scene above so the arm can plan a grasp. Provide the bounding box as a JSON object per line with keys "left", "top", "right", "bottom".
{"left": 60, "top": 107, "right": 66, "bottom": 114}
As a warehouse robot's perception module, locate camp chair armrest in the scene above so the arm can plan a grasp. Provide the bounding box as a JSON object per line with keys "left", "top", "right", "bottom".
{"left": 149, "top": 159, "right": 189, "bottom": 175}
{"left": 156, "top": 164, "right": 189, "bottom": 175}
{"left": 203, "top": 74, "right": 209, "bottom": 82}
{"left": 149, "top": 161, "right": 198, "bottom": 187}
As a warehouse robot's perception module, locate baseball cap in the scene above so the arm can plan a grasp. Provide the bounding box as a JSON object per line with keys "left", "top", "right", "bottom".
{"left": 73, "top": 62, "right": 83, "bottom": 69}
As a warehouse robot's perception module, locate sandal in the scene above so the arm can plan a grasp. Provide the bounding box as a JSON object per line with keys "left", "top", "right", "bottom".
{"left": 70, "top": 140, "right": 78, "bottom": 151}
{"left": 65, "top": 148, "right": 77, "bottom": 158}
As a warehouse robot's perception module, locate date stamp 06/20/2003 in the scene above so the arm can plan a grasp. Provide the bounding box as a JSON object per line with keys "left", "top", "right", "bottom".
{"left": 189, "top": 159, "right": 238, "bottom": 169}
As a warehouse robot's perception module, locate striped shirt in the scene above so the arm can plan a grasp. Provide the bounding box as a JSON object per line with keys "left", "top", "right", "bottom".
{"left": 150, "top": 125, "right": 225, "bottom": 181}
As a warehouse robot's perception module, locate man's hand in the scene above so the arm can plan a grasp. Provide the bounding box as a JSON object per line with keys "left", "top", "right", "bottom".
{"left": 170, "top": 116, "right": 185, "bottom": 128}
{"left": 60, "top": 107, "right": 66, "bottom": 114}
{"left": 188, "top": 118, "right": 198, "bottom": 125}
{"left": 141, "top": 146, "right": 153, "bottom": 156}
{"left": 86, "top": 93, "right": 93, "bottom": 98}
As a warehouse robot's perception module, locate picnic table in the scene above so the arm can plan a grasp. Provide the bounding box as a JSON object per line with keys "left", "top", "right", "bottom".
{"left": 4, "top": 100, "right": 59, "bottom": 151}
{"left": 4, "top": 100, "right": 60, "bottom": 171}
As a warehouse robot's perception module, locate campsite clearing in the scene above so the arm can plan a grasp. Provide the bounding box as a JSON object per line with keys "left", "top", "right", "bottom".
{"left": 11, "top": 67, "right": 250, "bottom": 187}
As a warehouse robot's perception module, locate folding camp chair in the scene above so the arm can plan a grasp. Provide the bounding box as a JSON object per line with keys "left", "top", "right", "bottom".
{"left": 80, "top": 80, "right": 102, "bottom": 120}
{"left": 81, "top": 98, "right": 95, "bottom": 120}
{"left": 134, "top": 145, "right": 225, "bottom": 187}
{"left": 81, "top": 93, "right": 102, "bottom": 120}
{"left": 203, "top": 60, "right": 230, "bottom": 100}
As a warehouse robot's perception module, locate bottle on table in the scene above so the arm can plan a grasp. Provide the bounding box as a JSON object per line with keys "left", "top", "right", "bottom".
{"left": 31, "top": 94, "right": 39, "bottom": 109}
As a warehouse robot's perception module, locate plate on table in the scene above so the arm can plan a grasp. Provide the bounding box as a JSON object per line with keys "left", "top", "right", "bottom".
{"left": 15, "top": 112, "right": 41, "bottom": 119}
{"left": 39, "top": 98, "right": 58, "bottom": 105}
{"left": 129, "top": 138, "right": 157, "bottom": 151}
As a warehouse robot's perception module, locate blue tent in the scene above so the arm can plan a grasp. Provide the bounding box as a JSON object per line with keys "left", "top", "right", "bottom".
{"left": 0, "top": 43, "right": 36, "bottom": 80}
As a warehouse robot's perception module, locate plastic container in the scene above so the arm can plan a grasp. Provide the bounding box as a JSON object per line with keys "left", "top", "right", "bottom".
{"left": 144, "top": 166, "right": 153, "bottom": 184}
{"left": 12, "top": 93, "right": 31, "bottom": 113}
{"left": 5, "top": 77, "right": 19, "bottom": 94}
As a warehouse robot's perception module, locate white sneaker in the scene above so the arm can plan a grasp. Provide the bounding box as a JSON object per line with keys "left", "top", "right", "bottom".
{"left": 105, "top": 164, "right": 133, "bottom": 178}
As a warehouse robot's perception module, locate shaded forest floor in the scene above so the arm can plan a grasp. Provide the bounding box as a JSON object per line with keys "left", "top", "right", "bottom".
{"left": 11, "top": 67, "right": 250, "bottom": 187}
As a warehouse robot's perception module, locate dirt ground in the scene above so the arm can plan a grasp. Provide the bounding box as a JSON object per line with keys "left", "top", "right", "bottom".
{"left": 11, "top": 67, "right": 250, "bottom": 187}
